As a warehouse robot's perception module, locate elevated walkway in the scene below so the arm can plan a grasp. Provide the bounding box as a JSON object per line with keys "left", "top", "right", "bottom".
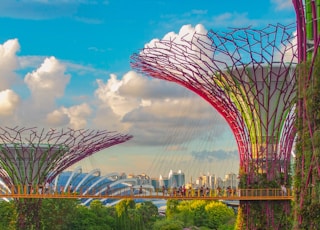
{"left": 1, "top": 185, "right": 293, "bottom": 201}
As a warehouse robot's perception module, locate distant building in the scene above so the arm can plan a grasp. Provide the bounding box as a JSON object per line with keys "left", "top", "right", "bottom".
{"left": 126, "top": 173, "right": 151, "bottom": 185}
{"left": 215, "top": 177, "right": 224, "bottom": 188}
{"left": 224, "top": 172, "right": 238, "bottom": 189}
{"left": 168, "top": 169, "right": 185, "bottom": 188}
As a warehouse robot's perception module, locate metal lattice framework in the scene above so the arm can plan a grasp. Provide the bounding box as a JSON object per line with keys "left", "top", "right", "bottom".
{"left": 293, "top": 0, "right": 320, "bottom": 62}
{"left": 0, "top": 126, "right": 133, "bottom": 187}
{"left": 131, "top": 24, "right": 297, "bottom": 181}
{"left": 131, "top": 23, "right": 297, "bottom": 229}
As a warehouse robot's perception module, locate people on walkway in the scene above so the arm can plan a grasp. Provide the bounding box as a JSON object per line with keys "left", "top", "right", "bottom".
{"left": 45, "top": 181, "right": 50, "bottom": 194}
{"left": 281, "top": 184, "right": 287, "bottom": 196}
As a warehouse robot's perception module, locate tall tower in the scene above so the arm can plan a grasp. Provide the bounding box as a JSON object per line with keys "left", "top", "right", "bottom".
{"left": 293, "top": 0, "right": 320, "bottom": 228}
{"left": 0, "top": 126, "right": 132, "bottom": 229}
{"left": 131, "top": 24, "right": 297, "bottom": 229}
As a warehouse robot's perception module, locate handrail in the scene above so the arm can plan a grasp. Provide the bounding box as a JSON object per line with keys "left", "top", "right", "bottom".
{"left": 0, "top": 185, "right": 293, "bottom": 201}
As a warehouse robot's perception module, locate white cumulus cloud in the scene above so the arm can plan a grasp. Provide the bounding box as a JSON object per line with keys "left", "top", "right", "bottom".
{"left": 0, "top": 89, "right": 20, "bottom": 116}
{"left": 46, "top": 103, "right": 92, "bottom": 129}
{"left": 0, "top": 39, "right": 20, "bottom": 91}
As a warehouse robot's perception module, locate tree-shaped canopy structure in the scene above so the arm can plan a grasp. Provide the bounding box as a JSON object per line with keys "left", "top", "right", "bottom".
{"left": 131, "top": 23, "right": 297, "bottom": 229}
{"left": 0, "top": 126, "right": 133, "bottom": 187}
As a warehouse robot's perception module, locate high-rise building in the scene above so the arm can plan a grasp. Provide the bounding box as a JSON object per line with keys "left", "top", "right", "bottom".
{"left": 224, "top": 172, "right": 238, "bottom": 189}
{"left": 168, "top": 169, "right": 185, "bottom": 188}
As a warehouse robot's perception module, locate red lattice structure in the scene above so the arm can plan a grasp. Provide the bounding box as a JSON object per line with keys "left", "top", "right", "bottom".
{"left": 293, "top": 0, "right": 320, "bottom": 228}
{"left": 0, "top": 126, "right": 132, "bottom": 229}
{"left": 131, "top": 24, "right": 297, "bottom": 229}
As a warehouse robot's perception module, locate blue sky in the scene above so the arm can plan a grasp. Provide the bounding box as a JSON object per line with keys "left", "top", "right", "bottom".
{"left": 0, "top": 0, "right": 296, "bottom": 180}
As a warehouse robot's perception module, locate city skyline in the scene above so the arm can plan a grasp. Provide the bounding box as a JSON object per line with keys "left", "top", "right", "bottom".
{"left": 0, "top": 1, "right": 296, "bottom": 179}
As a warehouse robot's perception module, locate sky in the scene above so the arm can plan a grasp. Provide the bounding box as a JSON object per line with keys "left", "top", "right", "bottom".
{"left": 0, "top": 0, "right": 296, "bottom": 180}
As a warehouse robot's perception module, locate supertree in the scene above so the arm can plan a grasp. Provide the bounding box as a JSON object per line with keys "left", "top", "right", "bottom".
{"left": 131, "top": 23, "right": 297, "bottom": 229}
{"left": 293, "top": 0, "right": 320, "bottom": 228}
{"left": 0, "top": 126, "right": 132, "bottom": 230}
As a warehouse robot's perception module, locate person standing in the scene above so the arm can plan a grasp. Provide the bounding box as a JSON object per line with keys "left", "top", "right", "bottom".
{"left": 281, "top": 184, "right": 287, "bottom": 196}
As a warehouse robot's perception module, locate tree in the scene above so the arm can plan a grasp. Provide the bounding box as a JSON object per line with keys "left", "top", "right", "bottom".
{"left": 115, "top": 199, "right": 136, "bottom": 230}
{"left": 136, "top": 201, "right": 159, "bottom": 229}
{"left": 40, "top": 198, "right": 79, "bottom": 230}
{"left": 89, "top": 200, "right": 116, "bottom": 230}
{"left": 205, "top": 201, "right": 235, "bottom": 229}
{"left": 68, "top": 204, "right": 97, "bottom": 230}
{"left": 152, "top": 219, "right": 184, "bottom": 230}
{"left": 189, "top": 200, "right": 207, "bottom": 227}
{"left": 166, "top": 199, "right": 180, "bottom": 219}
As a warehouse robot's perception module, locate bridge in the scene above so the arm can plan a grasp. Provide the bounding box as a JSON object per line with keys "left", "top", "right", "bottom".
{"left": 1, "top": 186, "right": 293, "bottom": 201}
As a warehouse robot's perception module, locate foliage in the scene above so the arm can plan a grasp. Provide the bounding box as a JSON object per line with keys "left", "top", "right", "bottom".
{"left": 205, "top": 201, "right": 235, "bottom": 229}
{"left": 15, "top": 198, "right": 43, "bottom": 229}
{"left": 136, "top": 201, "right": 158, "bottom": 229}
{"left": 0, "top": 201, "right": 16, "bottom": 230}
{"left": 0, "top": 197, "right": 239, "bottom": 229}
{"left": 40, "top": 198, "right": 79, "bottom": 230}
{"left": 294, "top": 54, "right": 320, "bottom": 229}
{"left": 165, "top": 199, "right": 235, "bottom": 229}
{"left": 165, "top": 199, "right": 180, "bottom": 219}
{"left": 152, "top": 219, "right": 184, "bottom": 230}
{"left": 115, "top": 198, "right": 135, "bottom": 217}
{"left": 189, "top": 200, "right": 207, "bottom": 227}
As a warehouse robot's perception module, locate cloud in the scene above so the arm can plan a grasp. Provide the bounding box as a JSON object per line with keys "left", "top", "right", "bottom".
{"left": 0, "top": 39, "right": 20, "bottom": 90}
{"left": 95, "top": 73, "right": 141, "bottom": 118}
{"left": 0, "top": 38, "right": 232, "bottom": 152}
{"left": 18, "top": 55, "right": 47, "bottom": 70}
{"left": 46, "top": 103, "right": 92, "bottom": 129}
{"left": 46, "top": 109, "right": 70, "bottom": 127}
{"left": 0, "top": 0, "right": 107, "bottom": 25}
{"left": 0, "top": 89, "right": 20, "bottom": 116}
{"left": 94, "top": 68, "right": 227, "bottom": 146}
{"left": 212, "top": 12, "right": 257, "bottom": 28}
{"left": 0, "top": 0, "right": 87, "bottom": 20}
{"left": 17, "top": 55, "right": 73, "bottom": 126}
{"left": 191, "top": 149, "right": 238, "bottom": 162}
{"left": 24, "top": 56, "right": 71, "bottom": 107}
{"left": 271, "top": 0, "right": 293, "bottom": 11}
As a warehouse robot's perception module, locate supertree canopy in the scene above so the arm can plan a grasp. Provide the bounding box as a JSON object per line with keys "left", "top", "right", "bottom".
{"left": 0, "top": 126, "right": 132, "bottom": 229}
{"left": 0, "top": 126, "right": 132, "bottom": 187}
{"left": 131, "top": 23, "right": 297, "bottom": 229}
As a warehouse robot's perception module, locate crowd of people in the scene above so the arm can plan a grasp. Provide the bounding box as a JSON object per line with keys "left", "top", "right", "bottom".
{"left": 158, "top": 185, "right": 238, "bottom": 197}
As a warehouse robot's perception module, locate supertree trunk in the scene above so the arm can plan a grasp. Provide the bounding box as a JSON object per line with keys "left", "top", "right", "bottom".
{"left": 293, "top": 0, "right": 320, "bottom": 228}
{"left": 15, "top": 199, "right": 42, "bottom": 230}
{"left": 131, "top": 23, "right": 297, "bottom": 229}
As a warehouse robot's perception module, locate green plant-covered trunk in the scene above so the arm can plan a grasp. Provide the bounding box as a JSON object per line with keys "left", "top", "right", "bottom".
{"left": 294, "top": 55, "right": 320, "bottom": 229}
{"left": 15, "top": 199, "right": 42, "bottom": 230}
{"left": 237, "top": 201, "right": 292, "bottom": 230}
{"left": 237, "top": 171, "right": 292, "bottom": 229}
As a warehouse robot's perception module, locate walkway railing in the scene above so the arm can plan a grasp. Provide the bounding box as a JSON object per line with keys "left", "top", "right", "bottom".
{"left": 0, "top": 185, "right": 293, "bottom": 201}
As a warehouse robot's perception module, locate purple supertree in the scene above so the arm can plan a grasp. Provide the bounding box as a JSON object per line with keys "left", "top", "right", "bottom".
{"left": 0, "top": 126, "right": 132, "bottom": 229}
{"left": 293, "top": 0, "right": 320, "bottom": 228}
{"left": 131, "top": 23, "right": 297, "bottom": 229}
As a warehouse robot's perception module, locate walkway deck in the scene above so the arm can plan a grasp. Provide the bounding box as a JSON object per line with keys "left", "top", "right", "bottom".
{"left": 1, "top": 187, "right": 293, "bottom": 201}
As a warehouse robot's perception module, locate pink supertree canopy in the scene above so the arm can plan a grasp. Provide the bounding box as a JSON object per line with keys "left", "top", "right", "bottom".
{"left": 131, "top": 23, "right": 297, "bottom": 229}
{"left": 131, "top": 23, "right": 297, "bottom": 183}
{"left": 0, "top": 126, "right": 133, "bottom": 187}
